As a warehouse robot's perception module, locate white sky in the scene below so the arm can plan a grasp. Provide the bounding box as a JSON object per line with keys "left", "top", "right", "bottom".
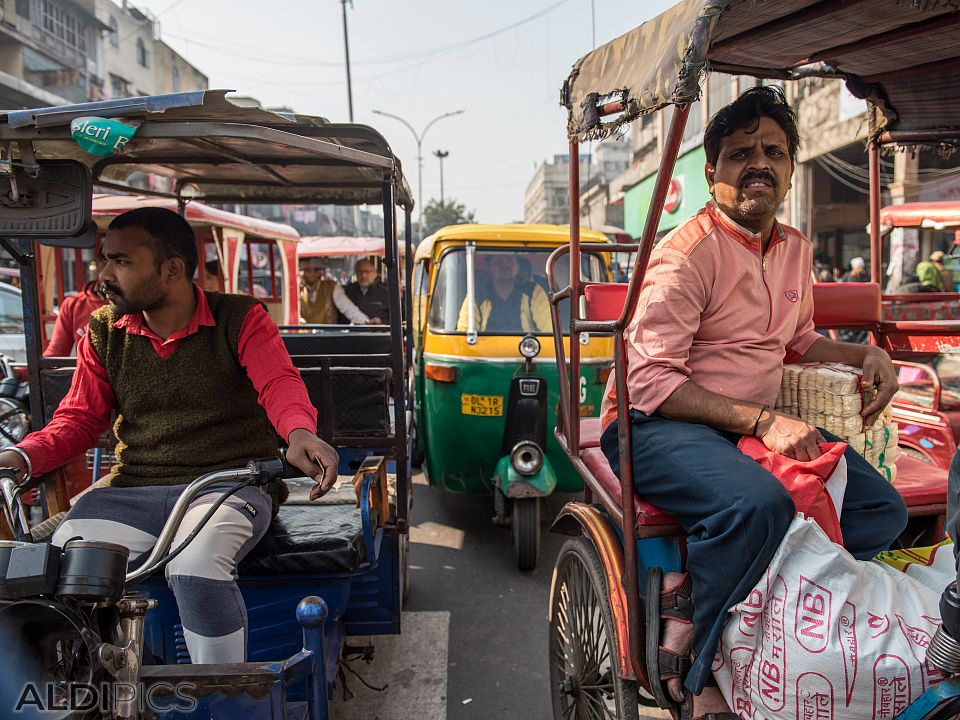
{"left": 131, "top": 0, "right": 674, "bottom": 223}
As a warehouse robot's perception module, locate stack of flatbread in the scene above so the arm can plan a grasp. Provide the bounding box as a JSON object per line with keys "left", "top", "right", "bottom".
{"left": 776, "top": 363, "right": 899, "bottom": 481}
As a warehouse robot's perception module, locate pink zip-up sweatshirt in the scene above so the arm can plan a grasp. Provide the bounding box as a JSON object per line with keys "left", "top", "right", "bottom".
{"left": 600, "top": 202, "right": 822, "bottom": 430}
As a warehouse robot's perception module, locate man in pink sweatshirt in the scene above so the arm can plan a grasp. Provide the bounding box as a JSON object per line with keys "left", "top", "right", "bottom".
{"left": 598, "top": 87, "right": 907, "bottom": 719}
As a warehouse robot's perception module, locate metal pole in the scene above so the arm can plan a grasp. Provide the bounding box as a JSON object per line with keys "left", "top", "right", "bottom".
{"left": 434, "top": 149, "right": 449, "bottom": 204}
{"left": 340, "top": 0, "right": 354, "bottom": 122}
{"left": 372, "top": 109, "right": 464, "bottom": 242}
{"left": 868, "top": 140, "right": 882, "bottom": 284}
{"left": 590, "top": 0, "right": 596, "bottom": 48}
{"left": 567, "top": 139, "right": 581, "bottom": 454}
{"left": 417, "top": 139, "right": 423, "bottom": 242}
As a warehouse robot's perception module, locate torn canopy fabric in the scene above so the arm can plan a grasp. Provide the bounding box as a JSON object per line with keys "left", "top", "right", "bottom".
{"left": 561, "top": 0, "right": 960, "bottom": 143}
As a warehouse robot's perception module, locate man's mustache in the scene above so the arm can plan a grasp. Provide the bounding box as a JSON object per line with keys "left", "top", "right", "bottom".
{"left": 100, "top": 282, "right": 122, "bottom": 297}
{"left": 739, "top": 171, "right": 777, "bottom": 190}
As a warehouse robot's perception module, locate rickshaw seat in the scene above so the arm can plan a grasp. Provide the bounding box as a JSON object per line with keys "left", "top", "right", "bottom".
{"left": 893, "top": 455, "right": 948, "bottom": 510}
{"left": 579, "top": 417, "right": 603, "bottom": 448}
{"left": 811, "top": 282, "right": 881, "bottom": 327}
{"left": 583, "top": 281, "right": 884, "bottom": 328}
{"left": 583, "top": 283, "right": 628, "bottom": 322}
{"left": 239, "top": 499, "right": 366, "bottom": 576}
{"left": 581, "top": 446, "right": 679, "bottom": 527}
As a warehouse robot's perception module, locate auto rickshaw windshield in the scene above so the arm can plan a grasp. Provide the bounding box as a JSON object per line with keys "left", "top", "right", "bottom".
{"left": 427, "top": 248, "right": 606, "bottom": 334}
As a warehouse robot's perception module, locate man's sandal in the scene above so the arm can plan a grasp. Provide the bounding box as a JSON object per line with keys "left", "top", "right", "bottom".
{"left": 644, "top": 568, "right": 694, "bottom": 710}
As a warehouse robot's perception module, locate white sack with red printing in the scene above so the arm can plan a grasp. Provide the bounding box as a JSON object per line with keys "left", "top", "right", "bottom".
{"left": 713, "top": 517, "right": 952, "bottom": 720}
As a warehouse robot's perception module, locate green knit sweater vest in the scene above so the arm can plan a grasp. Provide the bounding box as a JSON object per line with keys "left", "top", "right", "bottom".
{"left": 88, "top": 291, "right": 279, "bottom": 490}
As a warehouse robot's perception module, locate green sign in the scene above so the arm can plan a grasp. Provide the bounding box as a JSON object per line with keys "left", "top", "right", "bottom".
{"left": 70, "top": 116, "right": 136, "bottom": 157}
{"left": 624, "top": 146, "right": 711, "bottom": 238}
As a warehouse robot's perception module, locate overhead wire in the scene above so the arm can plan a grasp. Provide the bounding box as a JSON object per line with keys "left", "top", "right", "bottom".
{"left": 162, "top": 0, "right": 574, "bottom": 69}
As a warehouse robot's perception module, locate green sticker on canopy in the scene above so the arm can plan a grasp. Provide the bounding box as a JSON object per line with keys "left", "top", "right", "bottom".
{"left": 70, "top": 116, "right": 136, "bottom": 157}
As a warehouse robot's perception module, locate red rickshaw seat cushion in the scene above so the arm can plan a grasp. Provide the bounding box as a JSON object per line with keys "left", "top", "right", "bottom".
{"left": 584, "top": 283, "right": 628, "bottom": 322}
{"left": 581, "top": 446, "right": 679, "bottom": 526}
{"left": 584, "top": 282, "right": 882, "bottom": 327}
{"left": 893, "top": 455, "right": 948, "bottom": 508}
{"left": 811, "top": 282, "right": 881, "bottom": 327}
{"left": 580, "top": 417, "right": 602, "bottom": 448}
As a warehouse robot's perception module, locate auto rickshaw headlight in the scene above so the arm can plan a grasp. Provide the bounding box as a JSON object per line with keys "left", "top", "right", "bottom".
{"left": 510, "top": 441, "right": 543, "bottom": 476}
{"left": 519, "top": 336, "right": 541, "bottom": 359}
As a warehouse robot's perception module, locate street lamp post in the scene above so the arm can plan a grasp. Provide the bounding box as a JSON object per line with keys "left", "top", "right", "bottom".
{"left": 340, "top": 0, "right": 354, "bottom": 122}
{"left": 433, "top": 149, "right": 449, "bottom": 204}
{"left": 371, "top": 109, "right": 465, "bottom": 242}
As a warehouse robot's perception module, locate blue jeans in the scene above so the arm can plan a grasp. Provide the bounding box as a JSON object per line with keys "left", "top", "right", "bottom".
{"left": 600, "top": 410, "right": 907, "bottom": 693}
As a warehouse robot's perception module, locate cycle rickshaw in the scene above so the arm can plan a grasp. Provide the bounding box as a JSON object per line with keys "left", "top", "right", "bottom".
{"left": 544, "top": 2, "right": 960, "bottom": 718}
{"left": 0, "top": 89, "right": 414, "bottom": 720}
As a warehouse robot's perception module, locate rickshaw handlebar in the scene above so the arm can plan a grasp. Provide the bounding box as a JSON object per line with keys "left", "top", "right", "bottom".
{"left": 125, "top": 458, "right": 283, "bottom": 584}
{"left": 0, "top": 459, "right": 284, "bottom": 583}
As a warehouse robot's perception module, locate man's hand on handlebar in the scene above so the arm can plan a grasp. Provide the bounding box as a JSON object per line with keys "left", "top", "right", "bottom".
{"left": 756, "top": 410, "right": 825, "bottom": 461}
{"left": 287, "top": 429, "right": 339, "bottom": 500}
{"left": 0, "top": 449, "right": 28, "bottom": 485}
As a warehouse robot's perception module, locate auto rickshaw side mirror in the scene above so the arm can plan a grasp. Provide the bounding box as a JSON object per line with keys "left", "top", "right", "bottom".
{"left": 0, "top": 159, "right": 94, "bottom": 248}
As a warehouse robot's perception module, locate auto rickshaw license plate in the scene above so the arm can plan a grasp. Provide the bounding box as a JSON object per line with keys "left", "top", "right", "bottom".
{"left": 461, "top": 394, "right": 503, "bottom": 416}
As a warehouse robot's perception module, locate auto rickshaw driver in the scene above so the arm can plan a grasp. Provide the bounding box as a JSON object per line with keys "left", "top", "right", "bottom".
{"left": 456, "top": 251, "right": 551, "bottom": 333}
{"left": 598, "top": 87, "right": 908, "bottom": 719}
{"left": 0, "top": 207, "right": 339, "bottom": 665}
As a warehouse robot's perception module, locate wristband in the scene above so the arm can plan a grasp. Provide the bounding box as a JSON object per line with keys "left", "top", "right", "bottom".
{"left": 7, "top": 446, "right": 32, "bottom": 484}
{"left": 751, "top": 404, "right": 769, "bottom": 438}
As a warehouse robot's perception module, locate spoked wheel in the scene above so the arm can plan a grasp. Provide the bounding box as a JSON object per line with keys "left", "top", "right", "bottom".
{"left": 511, "top": 497, "right": 541, "bottom": 571}
{"left": 549, "top": 537, "right": 640, "bottom": 720}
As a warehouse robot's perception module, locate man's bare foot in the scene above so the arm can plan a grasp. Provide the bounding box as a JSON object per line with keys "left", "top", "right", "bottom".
{"left": 661, "top": 571, "right": 694, "bottom": 704}
{"left": 690, "top": 686, "right": 733, "bottom": 717}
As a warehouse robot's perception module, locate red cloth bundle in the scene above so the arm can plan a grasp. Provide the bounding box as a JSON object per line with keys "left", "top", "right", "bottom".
{"left": 737, "top": 437, "right": 847, "bottom": 544}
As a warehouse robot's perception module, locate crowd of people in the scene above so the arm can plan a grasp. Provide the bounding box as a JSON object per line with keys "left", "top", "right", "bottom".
{"left": 817, "top": 249, "right": 958, "bottom": 292}
{"left": 297, "top": 256, "right": 389, "bottom": 325}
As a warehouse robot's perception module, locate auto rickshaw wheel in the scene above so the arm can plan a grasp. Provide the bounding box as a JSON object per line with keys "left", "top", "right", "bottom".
{"left": 512, "top": 497, "right": 541, "bottom": 571}
{"left": 410, "top": 421, "right": 425, "bottom": 467}
{"left": 549, "top": 537, "right": 640, "bottom": 720}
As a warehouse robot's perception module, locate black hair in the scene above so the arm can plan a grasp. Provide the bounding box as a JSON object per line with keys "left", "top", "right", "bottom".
{"left": 703, "top": 85, "right": 800, "bottom": 166}
{"left": 108, "top": 207, "right": 198, "bottom": 277}
{"left": 204, "top": 259, "right": 219, "bottom": 274}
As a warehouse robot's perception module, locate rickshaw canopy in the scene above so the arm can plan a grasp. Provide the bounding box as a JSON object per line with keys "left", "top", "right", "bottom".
{"left": 414, "top": 223, "right": 610, "bottom": 263}
{"left": 0, "top": 89, "right": 414, "bottom": 208}
{"left": 562, "top": 0, "right": 960, "bottom": 142}
{"left": 880, "top": 201, "right": 960, "bottom": 230}
{"left": 91, "top": 194, "right": 300, "bottom": 243}
{"left": 297, "top": 236, "right": 386, "bottom": 258}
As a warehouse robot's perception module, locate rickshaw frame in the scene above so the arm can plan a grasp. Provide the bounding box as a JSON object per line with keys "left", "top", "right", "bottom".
{"left": 545, "top": 1, "right": 960, "bottom": 716}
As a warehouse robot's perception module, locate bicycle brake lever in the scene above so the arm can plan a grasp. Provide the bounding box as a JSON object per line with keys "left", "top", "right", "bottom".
{"left": 247, "top": 457, "right": 284, "bottom": 485}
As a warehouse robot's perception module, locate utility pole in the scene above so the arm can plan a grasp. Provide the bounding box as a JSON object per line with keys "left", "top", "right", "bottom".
{"left": 340, "top": 0, "right": 354, "bottom": 121}
{"left": 433, "top": 149, "right": 449, "bottom": 204}
{"left": 371, "top": 109, "right": 464, "bottom": 242}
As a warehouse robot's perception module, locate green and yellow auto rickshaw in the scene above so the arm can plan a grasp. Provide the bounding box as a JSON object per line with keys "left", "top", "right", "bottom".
{"left": 411, "top": 224, "right": 613, "bottom": 569}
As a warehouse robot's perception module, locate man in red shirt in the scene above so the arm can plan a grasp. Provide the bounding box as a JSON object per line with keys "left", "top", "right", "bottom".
{"left": 43, "top": 260, "right": 107, "bottom": 356}
{"left": 0, "top": 207, "right": 337, "bottom": 664}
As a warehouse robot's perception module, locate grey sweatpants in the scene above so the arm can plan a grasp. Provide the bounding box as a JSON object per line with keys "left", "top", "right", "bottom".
{"left": 50, "top": 482, "right": 272, "bottom": 664}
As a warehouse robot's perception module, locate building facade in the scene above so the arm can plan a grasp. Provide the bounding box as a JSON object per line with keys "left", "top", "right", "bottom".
{"left": 608, "top": 74, "right": 960, "bottom": 284}
{"left": 524, "top": 139, "right": 630, "bottom": 225}
{"left": 94, "top": 0, "right": 206, "bottom": 100}
{"left": 0, "top": 0, "right": 107, "bottom": 108}
{"left": 0, "top": 0, "right": 206, "bottom": 112}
